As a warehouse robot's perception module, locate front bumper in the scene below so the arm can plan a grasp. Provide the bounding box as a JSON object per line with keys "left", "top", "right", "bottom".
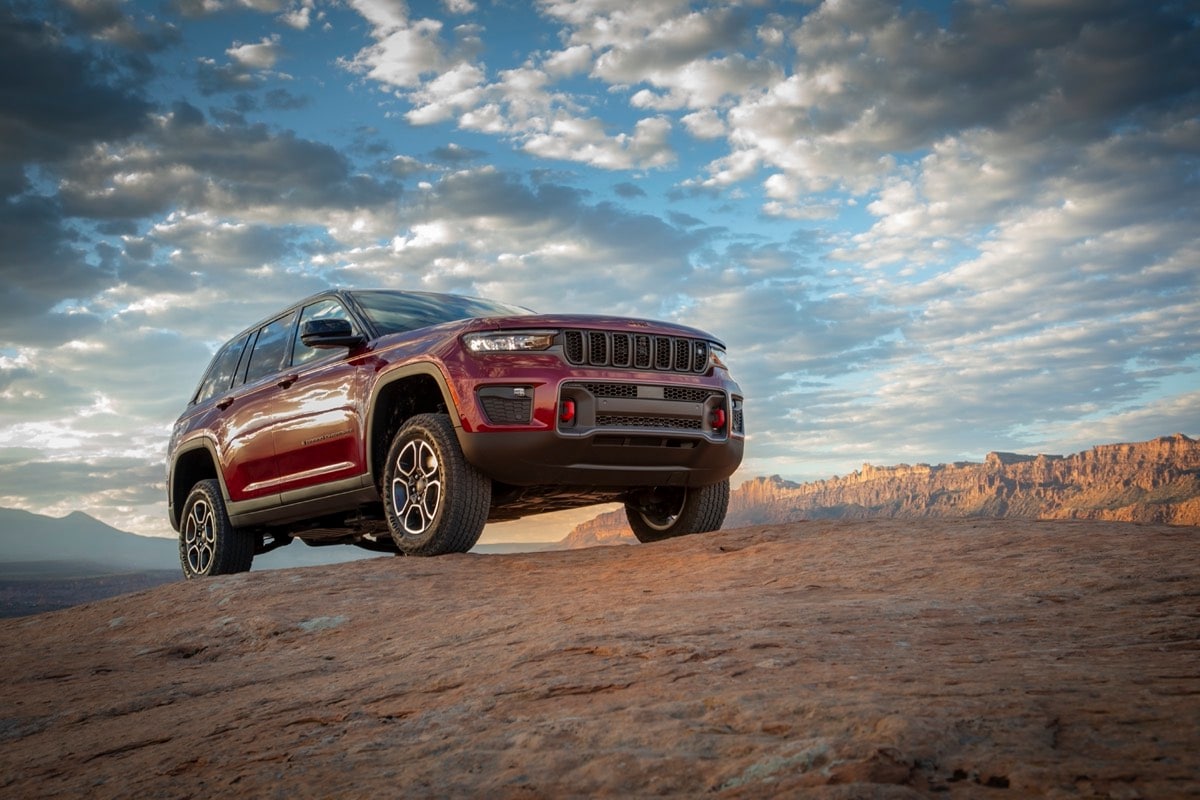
{"left": 458, "top": 374, "right": 744, "bottom": 488}
{"left": 459, "top": 426, "right": 744, "bottom": 488}
{"left": 444, "top": 338, "right": 745, "bottom": 489}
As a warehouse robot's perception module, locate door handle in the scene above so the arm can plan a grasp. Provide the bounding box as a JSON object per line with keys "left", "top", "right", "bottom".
{"left": 277, "top": 374, "right": 299, "bottom": 389}
{"left": 217, "top": 397, "right": 235, "bottom": 410}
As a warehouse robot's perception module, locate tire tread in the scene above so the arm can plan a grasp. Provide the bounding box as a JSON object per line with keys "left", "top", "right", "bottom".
{"left": 384, "top": 413, "right": 490, "bottom": 556}
{"left": 625, "top": 478, "right": 730, "bottom": 543}
{"left": 180, "top": 478, "right": 254, "bottom": 577}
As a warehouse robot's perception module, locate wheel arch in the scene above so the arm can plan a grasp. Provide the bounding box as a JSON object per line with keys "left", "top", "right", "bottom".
{"left": 168, "top": 440, "right": 226, "bottom": 531}
{"left": 366, "top": 365, "right": 460, "bottom": 489}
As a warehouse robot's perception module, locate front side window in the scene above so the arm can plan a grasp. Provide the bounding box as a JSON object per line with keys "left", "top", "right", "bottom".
{"left": 244, "top": 313, "right": 297, "bottom": 384}
{"left": 292, "top": 299, "right": 355, "bottom": 367}
{"left": 194, "top": 333, "right": 251, "bottom": 405}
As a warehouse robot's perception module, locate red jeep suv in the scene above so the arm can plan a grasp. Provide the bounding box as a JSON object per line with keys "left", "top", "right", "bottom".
{"left": 167, "top": 289, "right": 745, "bottom": 577}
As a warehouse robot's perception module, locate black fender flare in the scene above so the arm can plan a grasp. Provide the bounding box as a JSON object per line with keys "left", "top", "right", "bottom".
{"left": 363, "top": 362, "right": 463, "bottom": 486}
{"left": 167, "top": 437, "right": 231, "bottom": 531}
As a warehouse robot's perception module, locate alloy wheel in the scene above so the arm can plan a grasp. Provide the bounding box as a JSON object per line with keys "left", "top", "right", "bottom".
{"left": 391, "top": 438, "right": 443, "bottom": 535}
{"left": 184, "top": 499, "right": 216, "bottom": 574}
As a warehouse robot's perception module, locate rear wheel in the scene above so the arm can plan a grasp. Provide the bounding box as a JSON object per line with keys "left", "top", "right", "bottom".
{"left": 383, "top": 413, "right": 490, "bottom": 556}
{"left": 179, "top": 479, "right": 254, "bottom": 578}
{"left": 625, "top": 479, "right": 730, "bottom": 543}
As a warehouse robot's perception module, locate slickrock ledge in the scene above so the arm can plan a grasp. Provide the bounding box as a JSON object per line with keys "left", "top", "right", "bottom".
{"left": 2, "top": 519, "right": 1199, "bottom": 798}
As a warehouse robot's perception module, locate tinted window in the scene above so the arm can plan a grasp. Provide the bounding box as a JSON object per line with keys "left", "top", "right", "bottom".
{"left": 292, "top": 299, "right": 355, "bottom": 367}
{"left": 232, "top": 328, "right": 255, "bottom": 387}
{"left": 244, "top": 313, "right": 297, "bottom": 384}
{"left": 194, "top": 333, "right": 250, "bottom": 404}
{"left": 350, "top": 290, "right": 530, "bottom": 336}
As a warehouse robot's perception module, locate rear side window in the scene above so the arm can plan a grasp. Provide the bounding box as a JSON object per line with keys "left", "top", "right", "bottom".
{"left": 194, "top": 333, "right": 250, "bottom": 405}
{"left": 244, "top": 313, "right": 297, "bottom": 384}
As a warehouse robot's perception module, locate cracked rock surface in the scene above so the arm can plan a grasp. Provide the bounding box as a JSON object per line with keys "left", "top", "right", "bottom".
{"left": 2, "top": 519, "right": 1198, "bottom": 798}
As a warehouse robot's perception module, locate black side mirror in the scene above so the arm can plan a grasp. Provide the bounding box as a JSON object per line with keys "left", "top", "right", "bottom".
{"left": 301, "top": 318, "right": 366, "bottom": 349}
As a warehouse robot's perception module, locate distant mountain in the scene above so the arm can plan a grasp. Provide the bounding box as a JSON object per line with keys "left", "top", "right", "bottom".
{"left": 0, "top": 508, "right": 179, "bottom": 570}
{"left": 0, "top": 509, "right": 550, "bottom": 616}
{"left": 0, "top": 507, "right": 554, "bottom": 575}
{"left": 558, "top": 433, "right": 1200, "bottom": 548}
{"left": 556, "top": 509, "right": 638, "bottom": 549}
{"left": 0, "top": 508, "right": 379, "bottom": 573}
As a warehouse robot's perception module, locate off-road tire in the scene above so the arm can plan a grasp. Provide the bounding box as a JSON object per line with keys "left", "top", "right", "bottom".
{"left": 179, "top": 479, "right": 254, "bottom": 578}
{"left": 383, "top": 413, "right": 490, "bottom": 556}
{"left": 625, "top": 478, "right": 730, "bottom": 543}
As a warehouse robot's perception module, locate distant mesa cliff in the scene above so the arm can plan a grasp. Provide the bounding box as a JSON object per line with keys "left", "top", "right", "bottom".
{"left": 559, "top": 433, "right": 1200, "bottom": 548}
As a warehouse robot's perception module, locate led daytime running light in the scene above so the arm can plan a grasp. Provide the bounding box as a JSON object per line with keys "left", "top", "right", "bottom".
{"left": 465, "top": 331, "right": 557, "bottom": 353}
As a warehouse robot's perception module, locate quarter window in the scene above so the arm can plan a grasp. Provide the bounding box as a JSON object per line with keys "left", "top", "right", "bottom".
{"left": 194, "top": 333, "right": 250, "bottom": 404}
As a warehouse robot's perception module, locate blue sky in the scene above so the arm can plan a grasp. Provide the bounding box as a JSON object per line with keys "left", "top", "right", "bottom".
{"left": 1, "top": 0, "right": 1197, "bottom": 540}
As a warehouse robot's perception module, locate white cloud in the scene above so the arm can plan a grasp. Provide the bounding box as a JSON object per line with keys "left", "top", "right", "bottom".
{"left": 690, "top": 147, "right": 759, "bottom": 188}
{"left": 405, "top": 62, "right": 487, "bottom": 125}
{"left": 681, "top": 108, "right": 725, "bottom": 139}
{"left": 540, "top": 0, "right": 691, "bottom": 39}
{"left": 762, "top": 200, "right": 838, "bottom": 221}
{"left": 279, "top": 1, "right": 313, "bottom": 30}
{"left": 589, "top": 7, "right": 745, "bottom": 81}
{"left": 346, "top": 0, "right": 410, "bottom": 34}
{"left": 543, "top": 44, "right": 592, "bottom": 78}
{"left": 524, "top": 114, "right": 675, "bottom": 171}
{"left": 345, "top": 16, "right": 447, "bottom": 88}
{"left": 227, "top": 34, "right": 282, "bottom": 70}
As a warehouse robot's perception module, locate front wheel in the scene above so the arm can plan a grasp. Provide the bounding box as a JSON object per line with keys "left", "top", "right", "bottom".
{"left": 383, "top": 413, "right": 490, "bottom": 556}
{"left": 625, "top": 479, "right": 730, "bottom": 543}
{"left": 179, "top": 479, "right": 254, "bottom": 578}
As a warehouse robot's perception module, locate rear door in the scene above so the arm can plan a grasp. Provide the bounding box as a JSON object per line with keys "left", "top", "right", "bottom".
{"left": 217, "top": 310, "right": 298, "bottom": 502}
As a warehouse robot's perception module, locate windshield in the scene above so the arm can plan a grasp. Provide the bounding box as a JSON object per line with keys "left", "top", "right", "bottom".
{"left": 349, "top": 290, "right": 532, "bottom": 336}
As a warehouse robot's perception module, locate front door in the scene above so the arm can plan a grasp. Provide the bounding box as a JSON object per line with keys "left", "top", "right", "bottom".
{"left": 268, "top": 299, "right": 367, "bottom": 496}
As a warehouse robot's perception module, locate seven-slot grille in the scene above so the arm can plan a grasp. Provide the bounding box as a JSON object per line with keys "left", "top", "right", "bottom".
{"left": 563, "top": 330, "right": 710, "bottom": 373}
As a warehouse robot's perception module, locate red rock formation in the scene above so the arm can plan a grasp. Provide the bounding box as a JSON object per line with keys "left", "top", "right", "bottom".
{"left": 556, "top": 507, "right": 633, "bottom": 549}
{"left": 561, "top": 434, "right": 1200, "bottom": 547}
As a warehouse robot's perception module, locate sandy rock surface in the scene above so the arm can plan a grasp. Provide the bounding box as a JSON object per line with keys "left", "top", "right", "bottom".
{"left": 2, "top": 519, "right": 1198, "bottom": 798}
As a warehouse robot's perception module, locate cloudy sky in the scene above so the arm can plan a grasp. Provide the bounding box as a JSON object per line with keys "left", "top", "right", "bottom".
{"left": 1, "top": 0, "right": 1197, "bottom": 541}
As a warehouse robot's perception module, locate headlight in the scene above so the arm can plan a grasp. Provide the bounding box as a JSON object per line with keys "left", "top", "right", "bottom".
{"left": 464, "top": 330, "right": 557, "bottom": 353}
{"left": 709, "top": 344, "right": 728, "bottom": 371}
